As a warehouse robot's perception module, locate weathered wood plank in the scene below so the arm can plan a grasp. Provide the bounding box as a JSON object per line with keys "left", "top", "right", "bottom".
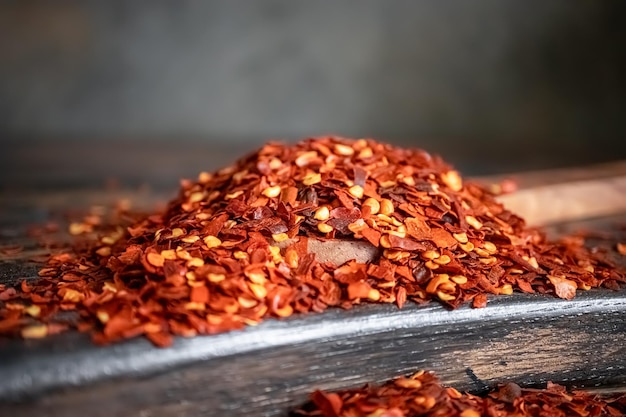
{"left": 0, "top": 163, "right": 625, "bottom": 416}
{"left": 0, "top": 290, "right": 624, "bottom": 417}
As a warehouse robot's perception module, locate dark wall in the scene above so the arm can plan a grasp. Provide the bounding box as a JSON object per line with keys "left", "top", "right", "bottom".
{"left": 0, "top": 1, "right": 625, "bottom": 160}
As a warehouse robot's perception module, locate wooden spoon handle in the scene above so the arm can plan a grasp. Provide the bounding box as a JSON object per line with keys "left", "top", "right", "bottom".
{"left": 490, "top": 161, "right": 626, "bottom": 226}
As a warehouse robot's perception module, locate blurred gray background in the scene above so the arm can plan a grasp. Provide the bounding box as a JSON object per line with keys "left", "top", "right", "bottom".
{"left": 1, "top": 0, "right": 625, "bottom": 188}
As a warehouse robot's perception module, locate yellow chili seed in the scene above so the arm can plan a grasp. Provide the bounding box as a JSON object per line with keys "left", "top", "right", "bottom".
{"left": 147, "top": 252, "right": 165, "bottom": 267}
{"left": 421, "top": 250, "right": 440, "bottom": 260}
{"left": 198, "top": 171, "right": 211, "bottom": 183}
{"left": 379, "top": 198, "right": 395, "bottom": 215}
{"left": 185, "top": 302, "right": 206, "bottom": 311}
{"left": 436, "top": 291, "right": 456, "bottom": 301}
{"left": 204, "top": 236, "right": 222, "bottom": 248}
{"left": 249, "top": 283, "right": 268, "bottom": 299}
{"left": 285, "top": 249, "right": 299, "bottom": 269}
{"left": 302, "top": 173, "right": 322, "bottom": 185}
{"left": 171, "top": 228, "right": 185, "bottom": 238}
{"left": 453, "top": 232, "right": 468, "bottom": 243}
{"left": 387, "top": 229, "right": 407, "bottom": 238}
{"left": 97, "top": 311, "right": 109, "bottom": 324}
{"left": 451, "top": 275, "right": 468, "bottom": 285}
{"left": 499, "top": 284, "right": 513, "bottom": 295}
{"left": 96, "top": 247, "right": 111, "bottom": 257}
{"left": 24, "top": 305, "right": 41, "bottom": 318}
{"left": 433, "top": 255, "right": 451, "bottom": 265}
{"left": 274, "top": 304, "right": 294, "bottom": 317}
{"left": 358, "top": 147, "right": 374, "bottom": 158}
{"left": 238, "top": 297, "right": 258, "bottom": 309}
{"left": 21, "top": 325, "right": 48, "bottom": 339}
{"left": 348, "top": 185, "right": 364, "bottom": 199}
{"left": 479, "top": 256, "right": 497, "bottom": 265}
{"left": 233, "top": 251, "right": 248, "bottom": 260}
{"left": 348, "top": 219, "right": 367, "bottom": 233}
{"left": 426, "top": 274, "right": 449, "bottom": 293}
{"left": 262, "top": 186, "right": 282, "bottom": 198}
{"left": 314, "top": 206, "right": 330, "bottom": 221}
{"left": 317, "top": 223, "right": 334, "bottom": 234}
{"left": 224, "top": 190, "right": 243, "bottom": 200}
{"left": 176, "top": 248, "right": 192, "bottom": 260}
{"left": 187, "top": 257, "right": 205, "bottom": 268}
{"left": 245, "top": 270, "right": 266, "bottom": 284}
{"left": 272, "top": 233, "right": 289, "bottom": 242}
{"left": 483, "top": 241, "right": 497, "bottom": 253}
{"left": 362, "top": 198, "right": 380, "bottom": 215}
{"left": 401, "top": 176, "right": 416, "bottom": 186}
{"left": 208, "top": 273, "right": 226, "bottom": 283}
{"left": 424, "top": 260, "right": 439, "bottom": 270}
{"left": 367, "top": 289, "right": 381, "bottom": 301}
{"left": 295, "top": 151, "right": 318, "bottom": 167}
{"left": 465, "top": 215, "right": 483, "bottom": 230}
{"left": 441, "top": 170, "right": 463, "bottom": 192}
{"left": 160, "top": 249, "right": 177, "bottom": 260}
{"left": 460, "top": 242, "right": 475, "bottom": 252}
{"left": 101, "top": 236, "right": 117, "bottom": 245}
{"left": 268, "top": 158, "right": 283, "bottom": 170}
{"left": 334, "top": 143, "right": 355, "bottom": 156}
{"left": 396, "top": 379, "right": 422, "bottom": 389}
{"left": 189, "top": 192, "right": 205, "bottom": 203}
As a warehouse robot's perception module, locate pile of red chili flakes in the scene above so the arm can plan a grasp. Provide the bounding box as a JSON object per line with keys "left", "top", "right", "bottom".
{"left": 295, "top": 371, "right": 626, "bottom": 417}
{"left": 0, "top": 136, "right": 624, "bottom": 346}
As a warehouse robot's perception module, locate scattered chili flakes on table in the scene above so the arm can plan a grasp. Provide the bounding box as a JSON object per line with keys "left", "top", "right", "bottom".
{"left": 295, "top": 371, "right": 626, "bottom": 417}
{"left": 0, "top": 137, "right": 624, "bottom": 347}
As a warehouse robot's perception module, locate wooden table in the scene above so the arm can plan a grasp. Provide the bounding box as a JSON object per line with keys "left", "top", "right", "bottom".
{"left": 0, "top": 149, "right": 625, "bottom": 417}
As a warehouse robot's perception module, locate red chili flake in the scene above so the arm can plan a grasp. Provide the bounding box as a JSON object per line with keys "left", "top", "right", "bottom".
{"left": 328, "top": 207, "right": 361, "bottom": 235}
{"left": 190, "top": 285, "right": 209, "bottom": 304}
{"left": 146, "top": 331, "right": 173, "bottom": 348}
{"left": 388, "top": 235, "right": 425, "bottom": 251}
{"left": 296, "top": 371, "right": 626, "bottom": 417}
{"left": 396, "top": 287, "right": 407, "bottom": 308}
{"left": 516, "top": 279, "right": 535, "bottom": 294}
{"left": 547, "top": 275, "right": 578, "bottom": 300}
{"left": 310, "top": 391, "right": 343, "bottom": 417}
{"left": 472, "top": 293, "right": 488, "bottom": 309}
{"left": 347, "top": 281, "right": 373, "bottom": 300}
{"left": 361, "top": 227, "right": 382, "bottom": 247}
{"left": 428, "top": 228, "right": 458, "bottom": 249}
{"left": 404, "top": 217, "right": 431, "bottom": 240}
{"left": 1, "top": 136, "right": 624, "bottom": 346}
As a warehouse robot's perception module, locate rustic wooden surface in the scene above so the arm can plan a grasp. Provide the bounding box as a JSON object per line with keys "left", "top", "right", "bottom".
{"left": 0, "top": 163, "right": 625, "bottom": 417}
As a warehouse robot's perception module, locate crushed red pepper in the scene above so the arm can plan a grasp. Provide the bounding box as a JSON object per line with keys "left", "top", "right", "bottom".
{"left": 0, "top": 137, "right": 624, "bottom": 346}
{"left": 295, "top": 371, "right": 626, "bottom": 417}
